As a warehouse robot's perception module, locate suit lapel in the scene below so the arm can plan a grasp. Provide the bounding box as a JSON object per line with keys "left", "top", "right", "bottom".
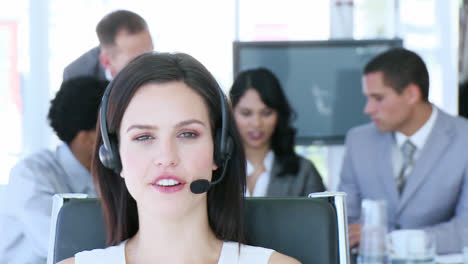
{"left": 378, "top": 133, "right": 400, "bottom": 208}
{"left": 397, "top": 111, "right": 453, "bottom": 212}
{"left": 266, "top": 159, "right": 287, "bottom": 196}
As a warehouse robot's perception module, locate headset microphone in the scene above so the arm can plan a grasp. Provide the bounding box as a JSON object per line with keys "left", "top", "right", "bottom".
{"left": 190, "top": 180, "right": 210, "bottom": 194}
{"left": 190, "top": 152, "right": 231, "bottom": 194}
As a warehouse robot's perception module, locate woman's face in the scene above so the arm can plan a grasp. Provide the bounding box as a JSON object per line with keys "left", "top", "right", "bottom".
{"left": 118, "top": 81, "right": 217, "bottom": 216}
{"left": 233, "top": 88, "right": 278, "bottom": 151}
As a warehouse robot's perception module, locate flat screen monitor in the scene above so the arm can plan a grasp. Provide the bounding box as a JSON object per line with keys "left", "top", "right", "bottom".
{"left": 233, "top": 39, "right": 403, "bottom": 145}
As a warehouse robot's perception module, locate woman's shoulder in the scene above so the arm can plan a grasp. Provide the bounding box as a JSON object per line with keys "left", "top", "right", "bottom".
{"left": 57, "top": 257, "right": 75, "bottom": 264}
{"left": 296, "top": 156, "right": 321, "bottom": 176}
{"left": 274, "top": 153, "right": 314, "bottom": 170}
{"left": 223, "top": 242, "right": 301, "bottom": 264}
{"left": 59, "top": 241, "right": 127, "bottom": 264}
{"left": 220, "top": 241, "right": 272, "bottom": 263}
{"left": 296, "top": 155, "right": 316, "bottom": 169}
{"left": 221, "top": 242, "right": 300, "bottom": 263}
{"left": 268, "top": 251, "right": 302, "bottom": 264}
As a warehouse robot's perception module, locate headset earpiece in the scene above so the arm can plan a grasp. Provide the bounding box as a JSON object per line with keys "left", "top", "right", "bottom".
{"left": 98, "top": 144, "right": 114, "bottom": 169}
{"left": 98, "top": 136, "right": 121, "bottom": 174}
{"left": 214, "top": 84, "right": 234, "bottom": 169}
{"left": 214, "top": 129, "right": 233, "bottom": 167}
{"left": 98, "top": 74, "right": 123, "bottom": 174}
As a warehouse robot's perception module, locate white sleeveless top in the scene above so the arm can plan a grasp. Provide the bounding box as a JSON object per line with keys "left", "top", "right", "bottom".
{"left": 75, "top": 240, "right": 274, "bottom": 264}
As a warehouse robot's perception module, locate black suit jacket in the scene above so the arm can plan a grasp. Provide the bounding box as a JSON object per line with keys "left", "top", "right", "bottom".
{"left": 266, "top": 156, "right": 325, "bottom": 196}
{"left": 63, "top": 47, "right": 106, "bottom": 82}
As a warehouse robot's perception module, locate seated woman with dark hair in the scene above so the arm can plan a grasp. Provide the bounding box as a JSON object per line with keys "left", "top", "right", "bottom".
{"left": 230, "top": 68, "right": 325, "bottom": 197}
{"left": 59, "top": 53, "right": 300, "bottom": 264}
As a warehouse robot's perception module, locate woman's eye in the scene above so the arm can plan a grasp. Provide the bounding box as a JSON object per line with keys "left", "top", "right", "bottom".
{"left": 135, "top": 135, "right": 153, "bottom": 142}
{"left": 262, "top": 109, "right": 274, "bottom": 116}
{"left": 240, "top": 110, "right": 251, "bottom": 117}
{"left": 179, "top": 131, "right": 198, "bottom": 138}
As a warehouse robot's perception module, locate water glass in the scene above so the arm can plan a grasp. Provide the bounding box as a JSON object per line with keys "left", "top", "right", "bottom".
{"left": 357, "top": 199, "right": 388, "bottom": 264}
{"left": 463, "top": 247, "right": 468, "bottom": 264}
{"left": 360, "top": 199, "right": 388, "bottom": 228}
{"left": 357, "top": 226, "right": 388, "bottom": 264}
{"left": 462, "top": 226, "right": 468, "bottom": 264}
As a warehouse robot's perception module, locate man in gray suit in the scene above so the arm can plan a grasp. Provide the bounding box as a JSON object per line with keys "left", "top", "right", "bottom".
{"left": 63, "top": 10, "right": 153, "bottom": 81}
{"left": 338, "top": 48, "right": 468, "bottom": 254}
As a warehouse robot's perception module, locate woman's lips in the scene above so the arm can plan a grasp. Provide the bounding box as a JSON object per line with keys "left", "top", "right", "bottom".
{"left": 248, "top": 131, "right": 264, "bottom": 141}
{"left": 152, "top": 184, "right": 185, "bottom": 193}
{"left": 151, "top": 175, "right": 186, "bottom": 193}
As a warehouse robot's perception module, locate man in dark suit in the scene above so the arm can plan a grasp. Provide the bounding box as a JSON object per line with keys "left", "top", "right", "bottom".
{"left": 63, "top": 10, "right": 153, "bottom": 81}
{"left": 338, "top": 48, "right": 468, "bottom": 254}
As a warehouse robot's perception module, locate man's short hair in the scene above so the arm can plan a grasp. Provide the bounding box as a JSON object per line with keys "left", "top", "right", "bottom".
{"left": 364, "top": 48, "right": 430, "bottom": 102}
{"left": 48, "top": 77, "right": 109, "bottom": 144}
{"left": 96, "top": 10, "right": 148, "bottom": 47}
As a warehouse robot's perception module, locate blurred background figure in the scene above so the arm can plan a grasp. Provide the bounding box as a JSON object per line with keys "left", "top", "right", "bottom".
{"left": 230, "top": 68, "right": 325, "bottom": 197}
{"left": 339, "top": 48, "right": 468, "bottom": 254}
{"left": 0, "top": 77, "right": 108, "bottom": 264}
{"left": 63, "top": 9, "right": 153, "bottom": 81}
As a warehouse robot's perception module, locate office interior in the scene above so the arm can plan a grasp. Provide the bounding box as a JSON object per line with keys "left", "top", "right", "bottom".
{"left": 0, "top": 0, "right": 461, "bottom": 204}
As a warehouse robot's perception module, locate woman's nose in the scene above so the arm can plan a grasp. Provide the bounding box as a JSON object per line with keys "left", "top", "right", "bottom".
{"left": 153, "top": 139, "right": 179, "bottom": 167}
{"left": 250, "top": 114, "right": 262, "bottom": 127}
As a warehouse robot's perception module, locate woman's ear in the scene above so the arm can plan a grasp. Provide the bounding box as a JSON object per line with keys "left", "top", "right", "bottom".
{"left": 212, "top": 162, "right": 218, "bottom": 171}
{"left": 120, "top": 170, "right": 125, "bottom": 178}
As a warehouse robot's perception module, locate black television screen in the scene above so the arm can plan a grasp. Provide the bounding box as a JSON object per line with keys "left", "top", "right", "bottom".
{"left": 233, "top": 39, "right": 403, "bottom": 145}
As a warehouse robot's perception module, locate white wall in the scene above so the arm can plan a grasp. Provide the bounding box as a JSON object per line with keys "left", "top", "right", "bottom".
{"left": 399, "top": 0, "right": 459, "bottom": 114}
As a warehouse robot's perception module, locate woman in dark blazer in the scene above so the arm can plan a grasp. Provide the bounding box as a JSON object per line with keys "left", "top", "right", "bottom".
{"left": 230, "top": 68, "right": 325, "bottom": 197}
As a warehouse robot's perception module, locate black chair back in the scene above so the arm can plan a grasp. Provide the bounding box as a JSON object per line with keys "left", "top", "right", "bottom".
{"left": 244, "top": 197, "right": 339, "bottom": 263}
{"left": 48, "top": 194, "right": 349, "bottom": 264}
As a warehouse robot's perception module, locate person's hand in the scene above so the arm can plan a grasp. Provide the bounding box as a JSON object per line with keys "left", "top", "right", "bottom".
{"left": 348, "top": 223, "right": 361, "bottom": 248}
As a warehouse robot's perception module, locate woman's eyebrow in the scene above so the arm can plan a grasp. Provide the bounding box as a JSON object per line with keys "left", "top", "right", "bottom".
{"left": 126, "top": 120, "right": 205, "bottom": 133}
{"left": 175, "top": 119, "right": 206, "bottom": 128}
{"left": 126, "top": 124, "right": 157, "bottom": 133}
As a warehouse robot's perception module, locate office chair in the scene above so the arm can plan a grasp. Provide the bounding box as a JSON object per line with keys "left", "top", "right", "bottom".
{"left": 47, "top": 192, "right": 349, "bottom": 264}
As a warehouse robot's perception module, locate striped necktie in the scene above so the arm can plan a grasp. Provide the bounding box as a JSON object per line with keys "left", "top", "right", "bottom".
{"left": 397, "top": 139, "right": 416, "bottom": 194}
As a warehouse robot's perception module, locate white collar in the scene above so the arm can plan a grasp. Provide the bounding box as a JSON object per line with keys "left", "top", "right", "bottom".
{"left": 395, "top": 105, "right": 438, "bottom": 150}
{"left": 246, "top": 150, "right": 275, "bottom": 176}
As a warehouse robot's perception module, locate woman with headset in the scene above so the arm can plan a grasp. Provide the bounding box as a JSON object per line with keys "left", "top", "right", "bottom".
{"left": 59, "top": 53, "right": 299, "bottom": 263}
{"left": 230, "top": 68, "right": 325, "bottom": 197}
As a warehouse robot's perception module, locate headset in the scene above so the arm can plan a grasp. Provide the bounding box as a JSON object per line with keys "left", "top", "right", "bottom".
{"left": 98, "top": 74, "right": 233, "bottom": 194}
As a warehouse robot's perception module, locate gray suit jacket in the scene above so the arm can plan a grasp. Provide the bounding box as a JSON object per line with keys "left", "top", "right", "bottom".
{"left": 266, "top": 156, "right": 325, "bottom": 196}
{"left": 338, "top": 108, "right": 468, "bottom": 254}
{"left": 63, "top": 47, "right": 106, "bottom": 81}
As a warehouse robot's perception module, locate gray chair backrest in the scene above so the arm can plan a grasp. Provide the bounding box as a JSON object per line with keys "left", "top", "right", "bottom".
{"left": 48, "top": 192, "right": 349, "bottom": 264}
